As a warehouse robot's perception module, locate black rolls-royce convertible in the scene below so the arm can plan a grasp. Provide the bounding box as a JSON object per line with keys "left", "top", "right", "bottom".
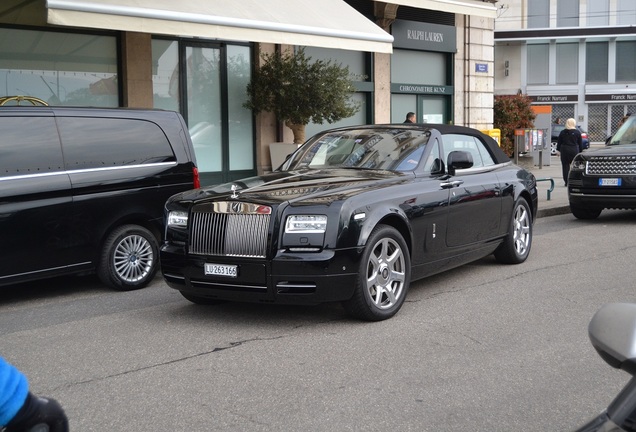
{"left": 160, "top": 125, "right": 538, "bottom": 321}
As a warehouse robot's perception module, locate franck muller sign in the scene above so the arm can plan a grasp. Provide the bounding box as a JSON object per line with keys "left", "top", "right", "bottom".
{"left": 392, "top": 20, "right": 456, "bottom": 53}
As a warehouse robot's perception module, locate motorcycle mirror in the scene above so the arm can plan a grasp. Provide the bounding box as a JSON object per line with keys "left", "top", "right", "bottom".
{"left": 589, "top": 303, "right": 636, "bottom": 375}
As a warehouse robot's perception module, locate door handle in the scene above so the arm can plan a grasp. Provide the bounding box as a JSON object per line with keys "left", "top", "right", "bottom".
{"left": 440, "top": 180, "right": 464, "bottom": 189}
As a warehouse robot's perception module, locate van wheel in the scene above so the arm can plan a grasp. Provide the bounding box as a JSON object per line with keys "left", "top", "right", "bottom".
{"left": 98, "top": 225, "right": 159, "bottom": 291}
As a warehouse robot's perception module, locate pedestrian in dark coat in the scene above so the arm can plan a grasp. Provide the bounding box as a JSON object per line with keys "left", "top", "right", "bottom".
{"left": 556, "top": 117, "right": 583, "bottom": 186}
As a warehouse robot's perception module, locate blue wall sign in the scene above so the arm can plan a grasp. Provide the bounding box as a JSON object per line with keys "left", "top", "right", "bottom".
{"left": 475, "top": 63, "right": 488, "bottom": 73}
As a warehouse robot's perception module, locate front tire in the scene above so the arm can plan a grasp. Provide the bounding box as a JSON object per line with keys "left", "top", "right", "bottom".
{"left": 98, "top": 224, "right": 159, "bottom": 291}
{"left": 494, "top": 197, "right": 532, "bottom": 264}
{"left": 343, "top": 225, "right": 411, "bottom": 321}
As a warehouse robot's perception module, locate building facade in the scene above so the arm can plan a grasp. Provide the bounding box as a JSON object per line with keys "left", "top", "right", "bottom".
{"left": 0, "top": 0, "right": 497, "bottom": 185}
{"left": 495, "top": 0, "right": 636, "bottom": 143}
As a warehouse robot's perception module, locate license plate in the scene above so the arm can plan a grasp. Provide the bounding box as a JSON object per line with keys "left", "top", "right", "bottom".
{"left": 599, "top": 178, "right": 621, "bottom": 186}
{"left": 204, "top": 263, "right": 237, "bottom": 277}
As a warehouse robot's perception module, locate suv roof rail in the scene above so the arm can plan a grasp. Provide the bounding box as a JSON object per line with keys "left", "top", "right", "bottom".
{"left": 0, "top": 95, "right": 49, "bottom": 106}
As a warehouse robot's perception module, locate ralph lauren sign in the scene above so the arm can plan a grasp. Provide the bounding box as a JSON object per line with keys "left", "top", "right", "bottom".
{"left": 392, "top": 20, "right": 457, "bottom": 53}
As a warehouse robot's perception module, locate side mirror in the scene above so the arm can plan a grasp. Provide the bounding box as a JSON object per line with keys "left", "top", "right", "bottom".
{"left": 447, "top": 150, "right": 473, "bottom": 176}
{"left": 588, "top": 303, "right": 636, "bottom": 375}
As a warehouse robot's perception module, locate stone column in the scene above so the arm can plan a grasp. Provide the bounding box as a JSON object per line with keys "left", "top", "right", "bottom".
{"left": 121, "top": 32, "right": 153, "bottom": 108}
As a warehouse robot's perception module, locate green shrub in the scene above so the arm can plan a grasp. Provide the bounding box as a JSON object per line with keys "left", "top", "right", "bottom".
{"left": 494, "top": 94, "right": 536, "bottom": 156}
{"left": 244, "top": 48, "right": 360, "bottom": 144}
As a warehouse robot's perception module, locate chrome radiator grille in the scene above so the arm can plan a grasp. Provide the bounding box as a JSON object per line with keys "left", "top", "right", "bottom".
{"left": 587, "top": 156, "right": 636, "bottom": 175}
{"left": 189, "top": 202, "right": 271, "bottom": 258}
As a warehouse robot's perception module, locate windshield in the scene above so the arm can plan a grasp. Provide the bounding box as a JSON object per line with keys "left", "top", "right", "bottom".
{"left": 280, "top": 128, "right": 431, "bottom": 172}
{"left": 608, "top": 116, "right": 636, "bottom": 145}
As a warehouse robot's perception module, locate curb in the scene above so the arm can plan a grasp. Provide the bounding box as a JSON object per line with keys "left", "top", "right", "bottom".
{"left": 537, "top": 205, "right": 571, "bottom": 218}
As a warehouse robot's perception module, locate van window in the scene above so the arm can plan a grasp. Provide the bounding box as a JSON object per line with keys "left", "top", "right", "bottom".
{"left": 57, "top": 117, "right": 176, "bottom": 170}
{"left": 0, "top": 117, "right": 64, "bottom": 177}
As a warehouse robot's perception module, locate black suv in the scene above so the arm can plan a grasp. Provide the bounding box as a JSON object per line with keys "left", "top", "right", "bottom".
{"left": 0, "top": 106, "right": 199, "bottom": 289}
{"left": 568, "top": 115, "right": 636, "bottom": 219}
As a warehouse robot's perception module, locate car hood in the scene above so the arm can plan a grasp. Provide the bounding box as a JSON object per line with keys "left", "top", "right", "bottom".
{"left": 169, "top": 169, "right": 413, "bottom": 206}
{"left": 580, "top": 144, "right": 636, "bottom": 157}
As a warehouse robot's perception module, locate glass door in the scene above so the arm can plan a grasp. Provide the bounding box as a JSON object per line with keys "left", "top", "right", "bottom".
{"left": 185, "top": 46, "right": 223, "bottom": 176}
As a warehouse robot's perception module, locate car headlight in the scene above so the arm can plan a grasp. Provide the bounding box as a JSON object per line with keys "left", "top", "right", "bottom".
{"left": 571, "top": 159, "right": 586, "bottom": 172}
{"left": 285, "top": 215, "right": 327, "bottom": 233}
{"left": 167, "top": 210, "right": 188, "bottom": 228}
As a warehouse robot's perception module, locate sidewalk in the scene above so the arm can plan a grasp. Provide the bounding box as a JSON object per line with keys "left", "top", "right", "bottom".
{"left": 516, "top": 152, "right": 571, "bottom": 218}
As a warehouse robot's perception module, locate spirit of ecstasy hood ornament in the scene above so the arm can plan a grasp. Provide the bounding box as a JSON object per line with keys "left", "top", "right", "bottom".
{"left": 230, "top": 184, "right": 240, "bottom": 199}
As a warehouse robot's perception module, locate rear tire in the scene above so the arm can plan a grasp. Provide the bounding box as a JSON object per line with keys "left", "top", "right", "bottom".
{"left": 98, "top": 224, "right": 159, "bottom": 291}
{"left": 494, "top": 197, "right": 532, "bottom": 264}
{"left": 570, "top": 204, "right": 602, "bottom": 220}
{"left": 343, "top": 225, "right": 410, "bottom": 321}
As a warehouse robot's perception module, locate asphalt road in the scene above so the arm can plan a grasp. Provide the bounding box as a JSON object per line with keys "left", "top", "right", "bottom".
{"left": 2, "top": 210, "right": 636, "bottom": 431}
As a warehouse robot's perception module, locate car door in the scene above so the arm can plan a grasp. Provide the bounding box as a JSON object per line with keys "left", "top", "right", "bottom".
{"left": 408, "top": 138, "right": 452, "bottom": 268}
{"left": 441, "top": 134, "right": 502, "bottom": 249}
{"left": 0, "top": 115, "right": 74, "bottom": 285}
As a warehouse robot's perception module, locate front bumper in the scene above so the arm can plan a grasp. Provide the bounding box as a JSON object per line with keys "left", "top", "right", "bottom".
{"left": 567, "top": 173, "right": 636, "bottom": 209}
{"left": 160, "top": 244, "right": 360, "bottom": 305}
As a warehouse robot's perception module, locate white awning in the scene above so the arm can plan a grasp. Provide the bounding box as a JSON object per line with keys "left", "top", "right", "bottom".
{"left": 45, "top": 0, "right": 394, "bottom": 53}
{"left": 388, "top": 0, "right": 497, "bottom": 19}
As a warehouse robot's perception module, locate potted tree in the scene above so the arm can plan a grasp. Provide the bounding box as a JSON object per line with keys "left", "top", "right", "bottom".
{"left": 244, "top": 47, "right": 361, "bottom": 144}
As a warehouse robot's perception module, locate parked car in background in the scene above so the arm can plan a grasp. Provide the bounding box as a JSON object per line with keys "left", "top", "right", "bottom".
{"left": 161, "top": 124, "right": 538, "bottom": 321}
{"left": 551, "top": 123, "right": 589, "bottom": 155}
{"left": 0, "top": 106, "right": 199, "bottom": 290}
{"left": 568, "top": 115, "right": 636, "bottom": 219}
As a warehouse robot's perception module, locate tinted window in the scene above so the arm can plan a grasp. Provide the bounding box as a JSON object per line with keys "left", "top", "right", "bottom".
{"left": 57, "top": 117, "right": 176, "bottom": 170}
{"left": 0, "top": 117, "right": 63, "bottom": 177}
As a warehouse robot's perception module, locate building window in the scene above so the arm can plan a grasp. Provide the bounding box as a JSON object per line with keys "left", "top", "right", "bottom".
{"left": 587, "top": 0, "right": 609, "bottom": 27}
{"left": 0, "top": 27, "right": 118, "bottom": 106}
{"left": 303, "top": 46, "right": 370, "bottom": 139}
{"left": 618, "top": 0, "right": 636, "bottom": 25}
{"left": 616, "top": 41, "right": 636, "bottom": 82}
{"left": 556, "top": 43, "right": 578, "bottom": 84}
{"left": 527, "top": 44, "right": 549, "bottom": 85}
{"left": 151, "top": 38, "right": 254, "bottom": 185}
{"left": 528, "top": 0, "right": 549, "bottom": 28}
{"left": 151, "top": 40, "right": 179, "bottom": 112}
{"left": 586, "top": 42, "right": 609, "bottom": 83}
{"left": 390, "top": 49, "right": 451, "bottom": 124}
{"left": 557, "top": 0, "right": 579, "bottom": 27}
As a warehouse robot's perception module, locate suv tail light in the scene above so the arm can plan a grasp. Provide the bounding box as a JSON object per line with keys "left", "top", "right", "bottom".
{"left": 193, "top": 166, "right": 200, "bottom": 189}
{"left": 581, "top": 132, "right": 588, "bottom": 139}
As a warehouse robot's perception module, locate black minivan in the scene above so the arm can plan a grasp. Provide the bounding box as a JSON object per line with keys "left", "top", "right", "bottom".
{"left": 0, "top": 106, "right": 199, "bottom": 290}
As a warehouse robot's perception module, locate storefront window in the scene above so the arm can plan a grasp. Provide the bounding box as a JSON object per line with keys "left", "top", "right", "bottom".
{"left": 152, "top": 38, "right": 254, "bottom": 185}
{"left": 151, "top": 39, "right": 180, "bottom": 111}
{"left": 227, "top": 45, "right": 254, "bottom": 171}
{"left": 303, "top": 47, "right": 369, "bottom": 139}
{"left": 0, "top": 28, "right": 118, "bottom": 106}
